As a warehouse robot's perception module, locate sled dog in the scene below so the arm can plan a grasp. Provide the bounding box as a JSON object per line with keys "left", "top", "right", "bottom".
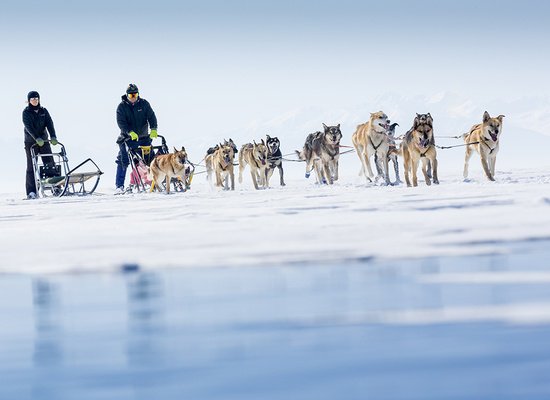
{"left": 401, "top": 113, "right": 439, "bottom": 187}
{"left": 463, "top": 111, "right": 505, "bottom": 181}
{"left": 239, "top": 140, "right": 269, "bottom": 190}
{"left": 205, "top": 139, "right": 237, "bottom": 187}
{"left": 351, "top": 111, "right": 391, "bottom": 185}
{"left": 205, "top": 141, "right": 236, "bottom": 190}
{"left": 296, "top": 124, "right": 342, "bottom": 184}
{"left": 149, "top": 147, "right": 189, "bottom": 193}
{"left": 265, "top": 135, "right": 285, "bottom": 187}
{"left": 375, "top": 122, "right": 401, "bottom": 184}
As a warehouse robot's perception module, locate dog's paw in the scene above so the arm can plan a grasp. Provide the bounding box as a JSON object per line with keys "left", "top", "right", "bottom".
{"left": 305, "top": 172, "right": 310, "bottom": 178}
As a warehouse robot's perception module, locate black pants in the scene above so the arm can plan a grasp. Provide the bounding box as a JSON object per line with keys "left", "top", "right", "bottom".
{"left": 25, "top": 142, "right": 53, "bottom": 195}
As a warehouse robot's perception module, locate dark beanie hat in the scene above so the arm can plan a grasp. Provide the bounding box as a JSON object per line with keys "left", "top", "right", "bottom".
{"left": 126, "top": 83, "right": 139, "bottom": 94}
{"left": 27, "top": 91, "right": 40, "bottom": 101}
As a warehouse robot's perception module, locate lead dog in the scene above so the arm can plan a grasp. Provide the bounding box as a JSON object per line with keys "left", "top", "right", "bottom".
{"left": 351, "top": 111, "right": 391, "bottom": 185}
{"left": 239, "top": 140, "right": 269, "bottom": 189}
{"left": 296, "top": 124, "right": 342, "bottom": 184}
{"left": 401, "top": 113, "right": 439, "bottom": 187}
{"left": 265, "top": 135, "right": 285, "bottom": 187}
{"left": 205, "top": 141, "right": 235, "bottom": 190}
{"left": 463, "top": 111, "right": 505, "bottom": 181}
{"left": 149, "top": 147, "right": 189, "bottom": 194}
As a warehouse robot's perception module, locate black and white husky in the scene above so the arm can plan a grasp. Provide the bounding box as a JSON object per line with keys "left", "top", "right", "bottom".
{"left": 265, "top": 135, "right": 285, "bottom": 187}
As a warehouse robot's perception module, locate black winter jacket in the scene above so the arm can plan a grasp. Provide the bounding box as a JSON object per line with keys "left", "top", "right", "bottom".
{"left": 22, "top": 105, "right": 57, "bottom": 144}
{"left": 116, "top": 95, "right": 158, "bottom": 139}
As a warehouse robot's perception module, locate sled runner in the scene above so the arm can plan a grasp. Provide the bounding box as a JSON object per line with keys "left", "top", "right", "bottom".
{"left": 31, "top": 141, "right": 103, "bottom": 198}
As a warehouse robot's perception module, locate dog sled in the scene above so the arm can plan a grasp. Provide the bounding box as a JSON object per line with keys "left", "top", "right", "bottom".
{"left": 125, "top": 135, "right": 194, "bottom": 193}
{"left": 31, "top": 141, "right": 103, "bottom": 198}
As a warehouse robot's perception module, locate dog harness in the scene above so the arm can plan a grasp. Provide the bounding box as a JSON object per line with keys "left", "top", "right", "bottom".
{"left": 481, "top": 137, "right": 497, "bottom": 154}
{"left": 369, "top": 136, "right": 384, "bottom": 152}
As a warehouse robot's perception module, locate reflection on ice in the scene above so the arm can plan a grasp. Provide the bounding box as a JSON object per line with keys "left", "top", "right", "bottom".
{"left": 0, "top": 241, "right": 549, "bottom": 399}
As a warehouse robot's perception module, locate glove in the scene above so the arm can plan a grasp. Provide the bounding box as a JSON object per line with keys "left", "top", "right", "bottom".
{"left": 150, "top": 129, "right": 158, "bottom": 139}
{"left": 50, "top": 138, "right": 58, "bottom": 146}
{"left": 129, "top": 131, "right": 138, "bottom": 141}
{"left": 36, "top": 138, "right": 45, "bottom": 147}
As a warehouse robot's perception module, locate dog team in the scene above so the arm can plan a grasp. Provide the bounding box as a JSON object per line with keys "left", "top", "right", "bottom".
{"left": 135, "top": 110, "right": 505, "bottom": 192}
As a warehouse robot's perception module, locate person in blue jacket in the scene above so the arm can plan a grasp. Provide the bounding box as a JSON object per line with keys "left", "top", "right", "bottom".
{"left": 115, "top": 83, "right": 158, "bottom": 193}
{"left": 22, "top": 91, "right": 58, "bottom": 199}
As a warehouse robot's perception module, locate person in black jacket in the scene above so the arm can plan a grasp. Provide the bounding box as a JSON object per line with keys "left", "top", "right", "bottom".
{"left": 23, "top": 91, "right": 58, "bottom": 199}
{"left": 115, "top": 83, "right": 158, "bottom": 193}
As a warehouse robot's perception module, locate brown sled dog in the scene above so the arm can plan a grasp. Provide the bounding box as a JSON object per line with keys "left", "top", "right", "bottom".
{"left": 463, "top": 111, "right": 505, "bottom": 181}
{"left": 149, "top": 147, "right": 189, "bottom": 193}
{"left": 205, "top": 139, "right": 237, "bottom": 187}
{"left": 401, "top": 113, "right": 439, "bottom": 187}
{"left": 205, "top": 141, "right": 236, "bottom": 190}
{"left": 239, "top": 140, "right": 269, "bottom": 190}
{"left": 351, "top": 111, "right": 391, "bottom": 185}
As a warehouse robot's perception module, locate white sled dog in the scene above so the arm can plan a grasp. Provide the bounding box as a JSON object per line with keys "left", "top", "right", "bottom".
{"left": 351, "top": 111, "right": 391, "bottom": 185}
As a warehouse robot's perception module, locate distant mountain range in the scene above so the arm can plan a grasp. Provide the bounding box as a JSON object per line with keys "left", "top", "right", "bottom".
{"left": 220, "top": 92, "right": 550, "bottom": 169}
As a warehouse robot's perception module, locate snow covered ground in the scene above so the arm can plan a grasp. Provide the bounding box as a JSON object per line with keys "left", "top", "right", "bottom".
{"left": 1, "top": 165, "right": 549, "bottom": 274}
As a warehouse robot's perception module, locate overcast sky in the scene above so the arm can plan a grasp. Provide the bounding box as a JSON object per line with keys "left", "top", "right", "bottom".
{"left": 1, "top": 0, "right": 549, "bottom": 191}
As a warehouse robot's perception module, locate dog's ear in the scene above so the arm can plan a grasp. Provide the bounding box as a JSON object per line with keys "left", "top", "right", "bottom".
{"left": 173, "top": 146, "right": 177, "bottom": 153}
{"left": 261, "top": 139, "right": 265, "bottom": 145}
{"left": 483, "top": 111, "right": 491, "bottom": 122}
{"left": 497, "top": 114, "right": 505, "bottom": 120}
{"left": 266, "top": 134, "right": 271, "bottom": 140}
{"left": 253, "top": 140, "right": 257, "bottom": 145}
{"left": 322, "top": 123, "right": 328, "bottom": 131}
{"left": 337, "top": 124, "right": 340, "bottom": 129}
{"left": 181, "top": 146, "right": 185, "bottom": 152}
{"left": 229, "top": 138, "right": 234, "bottom": 143}
{"left": 427, "top": 113, "right": 433, "bottom": 125}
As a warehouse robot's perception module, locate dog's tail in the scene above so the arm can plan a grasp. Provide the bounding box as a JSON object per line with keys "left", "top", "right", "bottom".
{"left": 394, "top": 143, "right": 405, "bottom": 158}
{"left": 145, "top": 159, "right": 156, "bottom": 191}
